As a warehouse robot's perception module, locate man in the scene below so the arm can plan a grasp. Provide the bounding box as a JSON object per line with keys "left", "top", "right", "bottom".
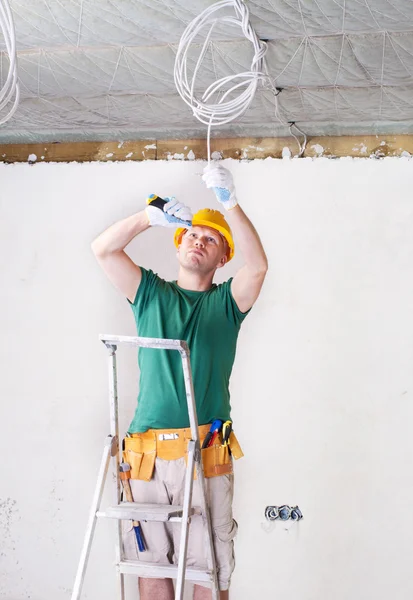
{"left": 91, "top": 164, "right": 267, "bottom": 599}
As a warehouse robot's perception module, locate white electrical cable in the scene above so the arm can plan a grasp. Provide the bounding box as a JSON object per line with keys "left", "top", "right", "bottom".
{"left": 174, "top": 0, "right": 307, "bottom": 160}
{"left": 0, "top": 0, "right": 20, "bottom": 126}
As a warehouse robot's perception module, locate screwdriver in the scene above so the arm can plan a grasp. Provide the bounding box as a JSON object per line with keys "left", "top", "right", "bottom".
{"left": 147, "top": 194, "right": 192, "bottom": 227}
{"left": 222, "top": 420, "right": 233, "bottom": 455}
{"left": 202, "top": 419, "right": 223, "bottom": 449}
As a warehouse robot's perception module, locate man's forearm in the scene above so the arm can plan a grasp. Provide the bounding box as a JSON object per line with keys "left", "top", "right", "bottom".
{"left": 91, "top": 210, "right": 150, "bottom": 256}
{"left": 226, "top": 205, "right": 268, "bottom": 273}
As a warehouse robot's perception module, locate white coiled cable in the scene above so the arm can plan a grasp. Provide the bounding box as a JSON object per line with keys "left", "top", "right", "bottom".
{"left": 0, "top": 0, "right": 20, "bottom": 126}
{"left": 174, "top": 0, "right": 307, "bottom": 160}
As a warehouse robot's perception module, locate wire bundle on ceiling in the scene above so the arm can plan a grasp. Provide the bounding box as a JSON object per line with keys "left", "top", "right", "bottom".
{"left": 0, "top": 0, "right": 19, "bottom": 126}
{"left": 174, "top": 0, "right": 306, "bottom": 160}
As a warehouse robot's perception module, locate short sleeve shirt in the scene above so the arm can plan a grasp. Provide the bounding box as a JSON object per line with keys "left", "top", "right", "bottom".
{"left": 128, "top": 268, "right": 249, "bottom": 432}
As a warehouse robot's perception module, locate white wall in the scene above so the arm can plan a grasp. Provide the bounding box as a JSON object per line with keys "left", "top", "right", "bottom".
{"left": 1, "top": 157, "right": 413, "bottom": 600}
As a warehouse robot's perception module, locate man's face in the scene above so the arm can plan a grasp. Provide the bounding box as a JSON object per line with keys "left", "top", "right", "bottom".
{"left": 177, "top": 225, "right": 228, "bottom": 274}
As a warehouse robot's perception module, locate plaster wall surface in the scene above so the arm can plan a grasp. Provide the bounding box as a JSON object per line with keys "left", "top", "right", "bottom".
{"left": 1, "top": 157, "right": 412, "bottom": 599}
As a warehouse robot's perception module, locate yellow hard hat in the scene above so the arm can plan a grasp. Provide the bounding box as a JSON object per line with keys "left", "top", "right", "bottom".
{"left": 174, "top": 208, "right": 234, "bottom": 261}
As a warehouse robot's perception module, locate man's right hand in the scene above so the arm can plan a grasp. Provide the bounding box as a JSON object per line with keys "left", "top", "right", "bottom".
{"left": 146, "top": 197, "right": 193, "bottom": 228}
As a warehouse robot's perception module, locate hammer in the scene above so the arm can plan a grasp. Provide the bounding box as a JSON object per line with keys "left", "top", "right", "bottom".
{"left": 119, "top": 462, "right": 146, "bottom": 552}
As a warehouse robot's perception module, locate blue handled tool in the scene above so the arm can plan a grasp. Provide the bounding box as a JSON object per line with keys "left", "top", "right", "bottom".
{"left": 133, "top": 520, "right": 146, "bottom": 552}
{"left": 202, "top": 419, "right": 223, "bottom": 449}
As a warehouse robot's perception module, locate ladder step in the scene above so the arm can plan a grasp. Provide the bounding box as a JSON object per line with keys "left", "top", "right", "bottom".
{"left": 97, "top": 502, "right": 202, "bottom": 522}
{"left": 118, "top": 559, "right": 213, "bottom": 583}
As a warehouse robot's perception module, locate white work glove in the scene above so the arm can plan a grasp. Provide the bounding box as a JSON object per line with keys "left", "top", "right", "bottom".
{"left": 202, "top": 164, "right": 238, "bottom": 210}
{"left": 146, "top": 196, "right": 193, "bottom": 228}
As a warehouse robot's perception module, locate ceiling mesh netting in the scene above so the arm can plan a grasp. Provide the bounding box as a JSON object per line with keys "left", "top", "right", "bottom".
{"left": 1, "top": 0, "right": 413, "bottom": 142}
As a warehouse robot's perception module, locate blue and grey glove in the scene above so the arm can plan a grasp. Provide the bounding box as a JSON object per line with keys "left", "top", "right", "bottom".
{"left": 202, "top": 164, "right": 238, "bottom": 210}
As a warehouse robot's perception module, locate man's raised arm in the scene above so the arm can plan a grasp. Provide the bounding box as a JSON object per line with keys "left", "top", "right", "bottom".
{"left": 91, "top": 210, "right": 149, "bottom": 303}
{"left": 91, "top": 198, "right": 193, "bottom": 303}
{"left": 202, "top": 165, "right": 268, "bottom": 313}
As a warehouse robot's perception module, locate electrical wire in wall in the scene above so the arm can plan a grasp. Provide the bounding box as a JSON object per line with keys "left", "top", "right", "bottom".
{"left": 174, "top": 0, "right": 307, "bottom": 160}
{"left": 0, "top": 0, "right": 20, "bottom": 126}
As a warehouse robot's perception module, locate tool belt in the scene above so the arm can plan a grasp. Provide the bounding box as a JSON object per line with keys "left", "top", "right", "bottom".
{"left": 123, "top": 423, "right": 244, "bottom": 481}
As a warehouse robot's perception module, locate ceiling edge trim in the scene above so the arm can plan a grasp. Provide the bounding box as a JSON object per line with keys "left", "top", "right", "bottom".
{"left": 1, "top": 135, "right": 413, "bottom": 163}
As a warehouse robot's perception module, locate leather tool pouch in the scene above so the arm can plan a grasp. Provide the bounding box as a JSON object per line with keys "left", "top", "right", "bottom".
{"left": 228, "top": 431, "right": 244, "bottom": 460}
{"left": 123, "top": 435, "right": 156, "bottom": 481}
{"left": 200, "top": 431, "right": 244, "bottom": 478}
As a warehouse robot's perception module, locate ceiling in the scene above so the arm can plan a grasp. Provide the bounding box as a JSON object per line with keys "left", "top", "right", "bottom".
{"left": 1, "top": 0, "right": 413, "bottom": 144}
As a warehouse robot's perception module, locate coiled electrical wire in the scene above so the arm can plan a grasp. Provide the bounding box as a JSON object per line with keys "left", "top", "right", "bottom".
{"left": 0, "top": 0, "right": 20, "bottom": 126}
{"left": 174, "top": 0, "right": 307, "bottom": 160}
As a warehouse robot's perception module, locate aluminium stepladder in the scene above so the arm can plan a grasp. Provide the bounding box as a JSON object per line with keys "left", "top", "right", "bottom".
{"left": 71, "top": 334, "right": 219, "bottom": 600}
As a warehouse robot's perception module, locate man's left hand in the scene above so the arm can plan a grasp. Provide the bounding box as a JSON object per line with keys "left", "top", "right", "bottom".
{"left": 202, "top": 164, "right": 238, "bottom": 211}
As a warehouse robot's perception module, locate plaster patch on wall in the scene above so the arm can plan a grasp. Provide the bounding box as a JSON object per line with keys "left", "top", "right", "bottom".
{"left": 126, "top": 152, "right": 133, "bottom": 158}
{"left": 106, "top": 153, "right": 114, "bottom": 158}
{"left": 145, "top": 144, "right": 156, "bottom": 150}
{"left": 282, "top": 147, "right": 292, "bottom": 158}
{"left": 311, "top": 144, "right": 324, "bottom": 156}
{"left": 372, "top": 145, "right": 388, "bottom": 157}
{"left": 167, "top": 153, "right": 185, "bottom": 160}
{"left": 187, "top": 150, "right": 195, "bottom": 160}
{"left": 352, "top": 143, "right": 368, "bottom": 154}
{"left": 117, "top": 141, "right": 124, "bottom": 148}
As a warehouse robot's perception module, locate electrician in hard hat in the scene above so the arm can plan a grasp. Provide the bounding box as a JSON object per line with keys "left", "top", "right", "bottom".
{"left": 92, "top": 164, "right": 268, "bottom": 600}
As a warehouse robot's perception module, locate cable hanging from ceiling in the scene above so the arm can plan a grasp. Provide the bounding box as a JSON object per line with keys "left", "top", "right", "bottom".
{"left": 174, "top": 0, "right": 307, "bottom": 161}
{"left": 0, "top": 0, "right": 20, "bottom": 126}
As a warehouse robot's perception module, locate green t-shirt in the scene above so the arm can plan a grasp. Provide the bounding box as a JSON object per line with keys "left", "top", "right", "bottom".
{"left": 127, "top": 268, "right": 249, "bottom": 432}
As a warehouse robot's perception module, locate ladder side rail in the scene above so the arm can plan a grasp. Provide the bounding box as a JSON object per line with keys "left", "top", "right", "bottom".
{"left": 174, "top": 439, "right": 196, "bottom": 600}
{"left": 71, "top": 436, "right": 115, "bottom": 600}
{"left": 179, "top": 348, "right": 220, "bottom": 600}
{"left": 179, "top": 346, "right": 200, "bottom": 442}
{"left": 193, "top": 459, "right": 220, "bottom": 600}
{"left": 106, "top": 344, "right": 125, "bottom": 600}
